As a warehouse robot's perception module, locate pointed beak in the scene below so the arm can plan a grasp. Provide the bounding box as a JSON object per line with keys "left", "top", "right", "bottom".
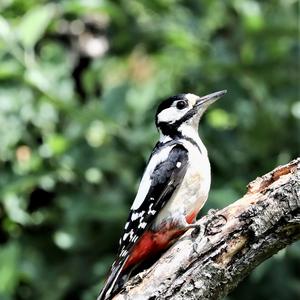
{"left": 196, "top": 90, "right": 227, "bottom": 108}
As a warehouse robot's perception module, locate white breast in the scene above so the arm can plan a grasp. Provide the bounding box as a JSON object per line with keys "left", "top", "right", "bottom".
{"left": 153, "top": 139, "right": 211, "bottom": 228}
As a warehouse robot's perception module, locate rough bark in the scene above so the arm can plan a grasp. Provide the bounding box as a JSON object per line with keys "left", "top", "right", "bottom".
{"left": 114, "top": 158, "right": 300, "bottom": 300}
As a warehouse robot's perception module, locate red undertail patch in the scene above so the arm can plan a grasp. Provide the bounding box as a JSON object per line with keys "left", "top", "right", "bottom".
{"left": 123, "top": 211, "right": 197, "bottom": 271}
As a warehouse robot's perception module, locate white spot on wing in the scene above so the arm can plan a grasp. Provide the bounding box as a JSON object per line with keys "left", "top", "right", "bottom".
{"left": 123, "top": 233, "right": 129, "bottom": 241}
{"left": 131, "top": 212, "right": 139, "bottom": 221}
{"left": 148, "top": 203, "right": 156, "bottom": 215}
{"left": 131, "top": 146, "right": 175, "bottom": 210}
{"left": 130, "top": 235, "right": 138, "bottom": 243}
{"left": 138, "top": 222, "right": 147, "bottom": 229}
{"left": 126, "top": 230, "right": 138, "bottom": 243}
{"left": 176, "top": 162, "right": 181, "bottom": 168}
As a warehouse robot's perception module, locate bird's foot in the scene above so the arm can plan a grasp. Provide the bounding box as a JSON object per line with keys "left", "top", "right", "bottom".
{"left": 190, "top": 223, "right": 203, "bottom": 239}
{"left": 189, "top": 223, "right": 206, "bottom": 254}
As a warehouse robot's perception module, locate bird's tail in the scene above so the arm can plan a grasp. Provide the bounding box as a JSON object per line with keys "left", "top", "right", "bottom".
{"left": 97, "top": 259, "right": 128, "bottom": 300}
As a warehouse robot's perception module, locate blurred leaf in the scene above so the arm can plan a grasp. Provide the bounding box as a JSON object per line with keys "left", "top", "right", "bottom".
{"left": 0, "top": 243, "right": 20, "bottom": 295}
{"left": 17, "top": 4, "right": 56, "bottom": 49}
{"left": 47, "top": 134, "right": 69, "bottom": 155}
{"left": 207, "top": 108, "right": 237, "bottom": 130}
{"left": 0, "top": 15, "right": 23, "bottom": 63}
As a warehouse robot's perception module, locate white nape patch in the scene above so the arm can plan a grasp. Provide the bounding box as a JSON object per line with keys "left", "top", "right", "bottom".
{"left": 176, "top": 162, "right": 181, "bottom": 168}
{"left": 157, "top": 106, "right": 188, "bottom": 124}
{"left": 131, "top": 145, "right": 175, "bottom": 210}
{"left": 138, "top": 222, "right": 147, "bottom": 229}
{"left": 185, "top": 93, "right": 199, "bottom": 106}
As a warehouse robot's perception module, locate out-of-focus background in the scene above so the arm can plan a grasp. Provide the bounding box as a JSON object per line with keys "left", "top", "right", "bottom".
{"left": 0, "top": 1, "right": 299, "bottom": 299}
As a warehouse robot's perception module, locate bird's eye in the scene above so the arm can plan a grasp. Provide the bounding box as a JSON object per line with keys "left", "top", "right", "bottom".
{"left": 176, "top": 100, "right": 188, "bottom": 110}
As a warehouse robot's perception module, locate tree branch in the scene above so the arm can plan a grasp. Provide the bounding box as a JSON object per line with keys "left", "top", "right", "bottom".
{"left": 114, "top": 158, "right": 300, "bottom": 300}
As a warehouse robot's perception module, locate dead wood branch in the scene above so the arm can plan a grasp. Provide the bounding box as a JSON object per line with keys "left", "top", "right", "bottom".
{"left": 114, "top": 158, "right": 300, "bottom": 300}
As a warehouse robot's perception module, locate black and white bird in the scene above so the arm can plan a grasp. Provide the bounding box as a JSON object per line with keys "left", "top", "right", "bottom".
{"left": 97, "top": 90, "right": 227, "bottom": 300}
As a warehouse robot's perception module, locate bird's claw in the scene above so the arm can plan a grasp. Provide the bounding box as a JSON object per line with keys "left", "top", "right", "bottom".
{"left": 191, "top": 225, "right": 201, "bottom": 238}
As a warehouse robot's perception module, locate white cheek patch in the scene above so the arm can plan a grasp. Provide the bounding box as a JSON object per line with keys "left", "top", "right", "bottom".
{"left": 185, "top": 93, "right": 199, "bottom": 106}
{"left": 157, "top": 107, "right": 187, "bottom": 123}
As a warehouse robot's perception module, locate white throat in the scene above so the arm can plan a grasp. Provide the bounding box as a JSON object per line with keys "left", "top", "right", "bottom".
{"left": 178, "top": 123, "right": 208, "bottom": 155}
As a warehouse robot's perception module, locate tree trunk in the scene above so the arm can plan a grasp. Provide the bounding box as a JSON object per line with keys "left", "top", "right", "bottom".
{"left": 114, "top": 158, "right": 300, "bottom": 300}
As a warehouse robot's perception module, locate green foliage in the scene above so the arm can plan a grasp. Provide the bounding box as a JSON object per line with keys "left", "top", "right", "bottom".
{"left": 0, "top": 0, "right": 299, "bottom": 299}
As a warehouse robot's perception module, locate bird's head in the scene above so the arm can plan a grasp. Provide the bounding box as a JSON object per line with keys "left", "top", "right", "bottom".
{"left": 155, "top": 90, "right": 227, "bottom": 139}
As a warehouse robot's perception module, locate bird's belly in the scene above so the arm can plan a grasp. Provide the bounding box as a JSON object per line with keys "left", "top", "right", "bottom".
{"left": 153, "top": 153, "right": 211, "bottom": 230}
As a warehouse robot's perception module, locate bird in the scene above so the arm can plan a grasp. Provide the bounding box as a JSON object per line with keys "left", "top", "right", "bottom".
{"left": 97, "top": 90, "right": 227, "bottom": 300}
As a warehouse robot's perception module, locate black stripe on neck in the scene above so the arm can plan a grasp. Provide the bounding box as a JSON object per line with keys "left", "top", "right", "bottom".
{"left": 184, "top": 136, "right": 202, "bottom": 153}
{"left": 155, "top": 134, "right": 202, "bottom": 154}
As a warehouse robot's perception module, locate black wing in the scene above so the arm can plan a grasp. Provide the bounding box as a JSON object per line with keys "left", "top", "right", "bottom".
{"left": 97, "top": 144, "right": 189, "bottom": 300}
{"left": 118, "top": 143, "right": 189, "bottom": 258}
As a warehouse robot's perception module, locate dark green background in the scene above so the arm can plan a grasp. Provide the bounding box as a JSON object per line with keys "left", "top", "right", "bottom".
{"left": 0, "top": 1, "right": 299, "bottom": 299}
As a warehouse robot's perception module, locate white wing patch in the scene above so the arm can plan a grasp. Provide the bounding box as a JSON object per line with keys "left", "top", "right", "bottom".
{"left": 131, "top": 145, "right": 175, "bottom": 210}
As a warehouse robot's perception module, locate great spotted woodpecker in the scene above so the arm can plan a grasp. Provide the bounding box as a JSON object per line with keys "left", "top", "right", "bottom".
{"left": 97, "top": 90, "right": 227, "bottom": 300}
